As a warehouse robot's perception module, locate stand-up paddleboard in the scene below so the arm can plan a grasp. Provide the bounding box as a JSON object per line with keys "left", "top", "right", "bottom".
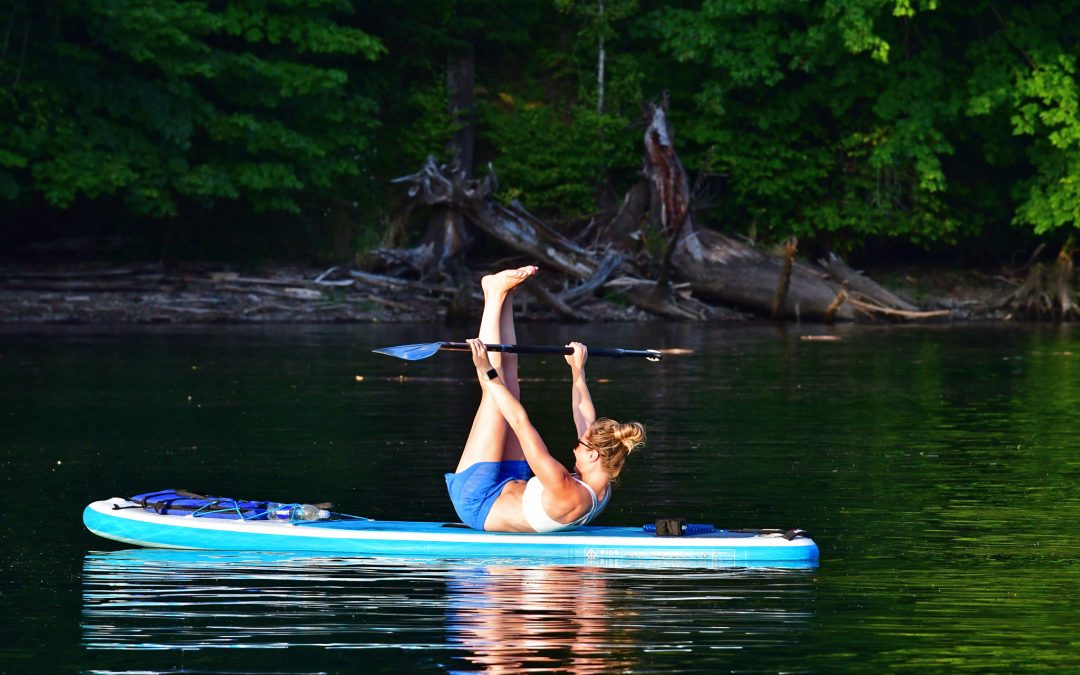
{"left": 83, "top": 496, "right": 819, "bottom": 567}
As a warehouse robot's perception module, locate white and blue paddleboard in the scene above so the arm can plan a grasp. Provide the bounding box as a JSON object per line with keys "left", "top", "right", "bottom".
{"left": 83, "top": 498, "right": 819, "bottom": 567}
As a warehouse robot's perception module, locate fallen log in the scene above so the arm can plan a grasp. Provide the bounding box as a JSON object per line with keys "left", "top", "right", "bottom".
{"left": 817, "top": 253, "right": 918, "bottom": 312}
{"left": 846, "top": 297, "right": 950, "bottom": 320}
{"left": 348, "top": 269, "right": 456, "bottom": 296}
{"left": 628, "top": 283, "right": 711, "bottom": 320}
{"left": 525, "top": 281, "right": 589, "bottom": 322}
{"left": 558, "top": 253, "right": 623, "bottom": 304}
{"left": 599, "top": 180, "right": 648, "bottom": 245}
{"left": 390, "top": 157, "right": 708, "bottom": 320}
{"left": 392, "top": 157, "right": 598, "bottom": 280}
{"left": 364, "top": 244, "right": 436, "bottom": 278}
{"left": 218, "top": 285, "right": 322, "bottom": 301}
{"left": 672, "top": 229, "right": 855, "bottom": 321}
{"left": 383, "top": 105, "right": 934, "bottom": 323}
{"left": 640, "top": 101, "right": 853, "bottom": 321}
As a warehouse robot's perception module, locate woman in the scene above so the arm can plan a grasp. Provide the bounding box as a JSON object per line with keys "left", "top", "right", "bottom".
{"left": 445, "top": 266, "right": 646, "bottom": 532}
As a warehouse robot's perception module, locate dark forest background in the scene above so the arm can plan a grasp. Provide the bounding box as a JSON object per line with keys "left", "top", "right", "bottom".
{"left": 2, "top": 1, "right": 1078, "bottom": 266}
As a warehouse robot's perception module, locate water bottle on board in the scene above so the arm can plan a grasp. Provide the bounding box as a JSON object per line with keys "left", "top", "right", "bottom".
{"left": 293, "top": 503, "right": 331, "bottom": 521}
{"left": 268, "top": 503, "right": 330, "bottom": 521}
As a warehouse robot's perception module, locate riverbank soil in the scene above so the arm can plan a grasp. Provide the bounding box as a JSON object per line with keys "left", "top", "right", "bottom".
{"left": 0, "top": 260, "right": 1028, "bottom": 324}
{"left": 0, "top": 262, "right": 652, "bottom": 324}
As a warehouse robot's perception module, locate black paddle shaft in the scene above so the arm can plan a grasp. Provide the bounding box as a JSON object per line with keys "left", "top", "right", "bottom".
{"left": 439, "top": 342, "right": 662, "bottom": 361}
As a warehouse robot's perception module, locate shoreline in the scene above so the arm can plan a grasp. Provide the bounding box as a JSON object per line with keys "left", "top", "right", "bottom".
{"left": 0, "top": 261, "right": 1022, "bottom": 325}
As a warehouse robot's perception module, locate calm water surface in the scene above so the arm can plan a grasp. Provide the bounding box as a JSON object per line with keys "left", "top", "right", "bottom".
{"left": 1, "top": 323, "right": 1078, "bottom": 672}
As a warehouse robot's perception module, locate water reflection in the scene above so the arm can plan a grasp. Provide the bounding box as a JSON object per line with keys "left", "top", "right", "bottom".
{"left": 446, "top": 565, "right": 628, "bottom": 673}
{"left": 82, "top": 549, "right": 816, "bottom": 670}
{"left": 9, "top": 323, "right": 1073, "bottom": 672}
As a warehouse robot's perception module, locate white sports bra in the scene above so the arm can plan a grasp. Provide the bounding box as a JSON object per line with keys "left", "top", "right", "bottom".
{"left": 521, "top": 475, "right": 610, "bottom": 533}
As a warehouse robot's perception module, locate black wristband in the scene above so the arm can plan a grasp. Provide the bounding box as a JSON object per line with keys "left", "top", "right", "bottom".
{"left": 486, "top": 368, "right": 498, "bottom": 381}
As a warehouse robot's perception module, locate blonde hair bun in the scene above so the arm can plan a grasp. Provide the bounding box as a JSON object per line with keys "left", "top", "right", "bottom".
{"left": 587, "top": 418, "right": 646, "bottom": 478}
{"left": 614, "top": 421, "right": 646, "bottom": 454}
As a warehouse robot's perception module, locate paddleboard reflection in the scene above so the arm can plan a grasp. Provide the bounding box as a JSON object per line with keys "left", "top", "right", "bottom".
{"left": 81, "top": 549, "right": 815, "bottom": 669}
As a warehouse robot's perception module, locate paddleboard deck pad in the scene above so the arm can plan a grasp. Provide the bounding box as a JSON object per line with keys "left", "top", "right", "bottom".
{"left": 83, "top": 495, "right": 819, "bottom": 567}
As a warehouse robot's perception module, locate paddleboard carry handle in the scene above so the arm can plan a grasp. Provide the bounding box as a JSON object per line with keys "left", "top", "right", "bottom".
{"left": 644, "top": 520, "right": 717, "bottom": 536}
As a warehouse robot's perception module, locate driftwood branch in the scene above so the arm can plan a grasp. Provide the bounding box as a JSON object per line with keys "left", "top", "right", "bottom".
{"left": 771, "top": 238, "right": 797, "bottom": 319}
{"left": 628, "top": 283, "right": 707, "bottom": 320}
{"left": 846, "top": 297, "right": 950, "bottom": 319}
{"left": 313, "top": 267, "right": 355, "bottom": 287}
{"left": 601, "top": 180, "right": 648, "bottom": 246}
{"left": 348, "top": 269, "right": 456, "bottom": 296}
{"left": 393, "top": 157, "right": 597, "bottom": 280}
{"left": 378, "top": 103, "right": 955, "bottom": 324}
{"left": 559, "top": 253, "right": 623, "bottom": 304}
{"left": 525, "top": 281, "right": 588, "bottom": 322}
{"left": 824, "top": 282, "right": 848, "bottom": 325}
{"left": 818, "top": 253, "right": 918, "bottom": 312}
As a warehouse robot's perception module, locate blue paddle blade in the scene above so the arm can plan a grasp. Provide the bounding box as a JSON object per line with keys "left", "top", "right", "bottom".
{"left": 371, "top": 342, "right": 446, "bottom": 361}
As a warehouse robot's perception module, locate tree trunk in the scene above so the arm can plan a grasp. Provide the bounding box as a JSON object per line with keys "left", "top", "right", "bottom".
{"left": 601, "top": 179, "right": 648, "bottom": 245}
{"left": 998, "top": 237, "right": 1078, "bottom": 320}
{"left": 641, "top": 101, "right": 854, "bottom": 321}
{"left": 392, "top": 158, "right": 598, "bottom": 280}
{"left": 407, "top": 47, "right": 477, "bottom": 279}
{"left": 818, "top": 253, "right": 918, "bottom": 311}
{"left": 388, "top": 101, "right": 939, "bottom": 323}
{"left": 446, "top": 46, "right": 475, "bottom": 175}
{"left": 673, "top": 229, "right": 855, "bottom": 321}
{"left": 596, "top": 0, "right": 605, "bottom": 115}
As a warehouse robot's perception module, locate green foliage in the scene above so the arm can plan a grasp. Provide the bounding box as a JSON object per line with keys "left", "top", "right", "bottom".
{"left": 0, "top": 0, "right": 383, "bottom": 223}
{"left": 653, "top": 0, "right": 1080, "bottom": 246}
{"left": 475, "top": 0, "right": 645, "bottom": 215}
{"left": 482, "top": 98, "right": 637, "bottom": 215}
{"left": 653, "top": 0, "right": 963, "bottom": 246}
{"left": 398, "top": 80, "right": 460, "bottom": 168}
{"left": 4, "top": 0, "right": 1080, "bottom": 260}
{"left": 979, "top": 8, "right": 1080, "bottom": 235}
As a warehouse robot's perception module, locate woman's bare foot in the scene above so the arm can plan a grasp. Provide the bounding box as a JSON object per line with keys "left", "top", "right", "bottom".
{"left": 481, "top": 266, "right": 539, "bottom": 296}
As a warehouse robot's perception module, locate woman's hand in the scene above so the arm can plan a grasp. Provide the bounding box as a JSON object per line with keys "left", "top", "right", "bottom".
{"left": 468, "top": 338, "right": 494, "bottom": 374}
{"left": 564, "top": 341, "right": 588, "bottom": 371}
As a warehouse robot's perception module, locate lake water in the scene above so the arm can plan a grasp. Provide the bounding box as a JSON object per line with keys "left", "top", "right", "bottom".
{"left": 1, "top": 322, "right": 1077, "bottom": 672}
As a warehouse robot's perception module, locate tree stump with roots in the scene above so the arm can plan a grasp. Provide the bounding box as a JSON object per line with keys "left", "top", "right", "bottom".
{"left": 999, "top": 238, "right": 1078, "bottom": 320}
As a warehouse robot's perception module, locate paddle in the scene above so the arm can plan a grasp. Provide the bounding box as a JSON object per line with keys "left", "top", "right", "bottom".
{"left": 373, "top": 341, "right": 663, "bottom": 362}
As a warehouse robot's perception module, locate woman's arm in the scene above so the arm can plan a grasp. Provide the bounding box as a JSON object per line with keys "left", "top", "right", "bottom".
{"left": 565, "top": 342, "right": 596, "bottom": 438}
{"left": 468, "top": 339, "right": 573, "bottom": 490}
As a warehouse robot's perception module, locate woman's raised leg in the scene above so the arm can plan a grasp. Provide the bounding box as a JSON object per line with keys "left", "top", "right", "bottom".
{"left": 454, "top": 266, "right": 537, "bottom": 473}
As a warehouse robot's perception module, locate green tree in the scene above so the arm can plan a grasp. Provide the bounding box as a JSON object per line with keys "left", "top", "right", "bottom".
{"left": 0, "top": 0, "right": 384, "bottom": 223}
{"left": 472, "top": 0, "right": 646, "bottom": 216}
{"left": 5, "top": 0, "right": 1080, "bottom": 263}
{"left": 967, "top": 4, "right": 1080, "bottom": 236}
{"left": 651, "top": 0, "right": 1080, "bottom": 250}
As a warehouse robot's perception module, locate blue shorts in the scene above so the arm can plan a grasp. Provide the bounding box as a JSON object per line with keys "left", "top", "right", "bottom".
{"left": 445, "top": 460, "right": 530, "bottom": 530}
